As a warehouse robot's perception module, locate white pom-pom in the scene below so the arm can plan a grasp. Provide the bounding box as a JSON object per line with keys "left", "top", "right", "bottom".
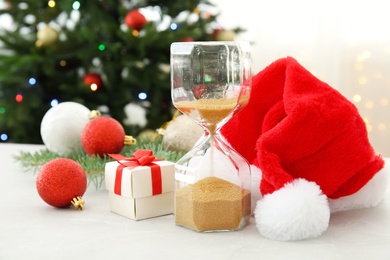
{"left": 254, "top": 178, "right": 330, "bottom": 241}
{"left": 40, "top": 102, "right": 90, "bottom": 156}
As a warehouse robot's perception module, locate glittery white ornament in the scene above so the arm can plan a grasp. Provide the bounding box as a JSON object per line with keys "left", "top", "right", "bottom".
{"left": 40, "top": 102, "right": 91, "bottom": 155}
{"left": 162, "top": 114, "right": 203, "bottom": 152}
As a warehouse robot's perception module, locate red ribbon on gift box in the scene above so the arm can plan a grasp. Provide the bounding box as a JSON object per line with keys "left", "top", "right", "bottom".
{"left": 108, "top": 150, "right": 163, "bottom": 196}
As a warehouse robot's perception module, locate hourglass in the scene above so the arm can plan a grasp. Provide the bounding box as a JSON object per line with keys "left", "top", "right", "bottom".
{"left": 171, "top": 41, "right": 252, "bottom": 232}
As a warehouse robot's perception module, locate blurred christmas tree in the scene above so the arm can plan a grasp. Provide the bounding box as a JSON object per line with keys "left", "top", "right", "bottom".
{"left": 0, "top": 0, "right": 242, "bottom": 143}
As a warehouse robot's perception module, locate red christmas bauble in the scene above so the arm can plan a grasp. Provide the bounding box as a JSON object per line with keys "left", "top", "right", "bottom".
{"left": 83, "top": 73, "right": 103, "bottom": 88}
{"left": 211, "top": 28, "right": 223, "bottom": 40}
{"left": 180, "top": 37, "right": 194, "bottom": 42}
{"left": 36, "top": 158, "right": 87, "bottom": 208}
{"left": 81, "top": 116, "right": 125, "bottom": 156}
{"left": 124, "top": 10, "right": 147, "bottom": 30}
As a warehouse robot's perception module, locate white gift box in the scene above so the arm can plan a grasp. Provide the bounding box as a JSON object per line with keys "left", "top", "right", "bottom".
{"left": 105, "top": 159, "right": 175, "bottom": 220}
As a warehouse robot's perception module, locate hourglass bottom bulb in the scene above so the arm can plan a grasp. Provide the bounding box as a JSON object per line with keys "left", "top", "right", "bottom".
{"left": 175, "top": 177, "right": 251, "bottom": 232}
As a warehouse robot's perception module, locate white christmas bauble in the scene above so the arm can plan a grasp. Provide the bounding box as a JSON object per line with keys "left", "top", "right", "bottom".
{"left": 40, "top": 102, "right": 91, "bottom": 155}
{"left": 123, "top": 103, "right": 147, "bottom": 128}
{"left": 162, "top": 114, "right": 203, "bottom": 152}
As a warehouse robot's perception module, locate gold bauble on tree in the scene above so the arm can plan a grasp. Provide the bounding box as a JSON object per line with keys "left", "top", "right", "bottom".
{"left": 36, "top": 25, "right": 59, "bottom": 47}
{"left": 215, "top": 30, "right": 236, "bottom": 41}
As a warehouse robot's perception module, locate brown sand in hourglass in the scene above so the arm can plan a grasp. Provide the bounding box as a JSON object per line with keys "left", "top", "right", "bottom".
{"left": 175, "top": 98, "right": 238, "bottom": 133}
{"left": 175, "top": 176, "right": 251, "bottom": 231}
{"left": 174, "top": 98, "right": 251, "bottom": 231}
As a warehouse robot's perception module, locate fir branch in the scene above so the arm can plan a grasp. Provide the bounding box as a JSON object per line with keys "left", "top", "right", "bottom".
{"left": 14, "top": 149, "right": 63, "bottom": 173}
{"left": 14, "top": 138, "right": 184, "bottom": 189}
{"left": 122, "top": 137, "right": 184, "bottom": 162}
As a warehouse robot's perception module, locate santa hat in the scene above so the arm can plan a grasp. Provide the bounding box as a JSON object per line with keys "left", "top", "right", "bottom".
{"left": 221, "top": 57, "right": 386, "bottom": 241}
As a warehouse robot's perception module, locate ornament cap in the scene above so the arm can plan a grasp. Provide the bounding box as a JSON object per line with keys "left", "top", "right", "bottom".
{"left": 89, "top": 110, "right": 101, "bottom": 119}
{"left": 157, "top": 110, "right": 180, "bottom": 136}
{"left": 71, "top": 196, "right": 85, "bottom": 210}
{"left": 124, "top": 135, "right": 137, "bottom": 146}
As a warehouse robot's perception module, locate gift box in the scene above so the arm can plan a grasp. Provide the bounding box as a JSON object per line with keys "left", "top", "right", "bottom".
{"left": 105, "top": 150, "right": 175, "bottom": 220}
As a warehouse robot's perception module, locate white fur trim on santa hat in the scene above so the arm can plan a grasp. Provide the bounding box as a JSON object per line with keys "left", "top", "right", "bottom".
{"left": 254, "top": 178, "right": 330, "bottom": 241}
{"left": 329, "top": 163, "right": 389, "bottom": 213}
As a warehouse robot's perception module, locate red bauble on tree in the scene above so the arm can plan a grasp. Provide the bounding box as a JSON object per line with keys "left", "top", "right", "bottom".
{"left": 124, "top": 9, "right": 147, "bottom": 30}
{"left": 36, "top": 158, "right": 87, "bottom": 209}
{"left": 81, "top": 116, "right": 136, "bottom": 157}
{"left": 180, "top": 37, "right": 194, "bottom": 42}
{"left": 83, "top": 73, "right": 103, "bottom": 89}
{"left": 211, "top": 28, "right": 223, "bottom": 40}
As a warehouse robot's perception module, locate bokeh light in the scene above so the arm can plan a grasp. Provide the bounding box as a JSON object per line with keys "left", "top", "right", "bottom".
{"left": 138, "top": 92, "right": 147, "bottom": 100}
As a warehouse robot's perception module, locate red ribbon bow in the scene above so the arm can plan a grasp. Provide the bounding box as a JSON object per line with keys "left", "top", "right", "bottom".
{"left": 108, "top": 150, "right": 163, "bottom": 196}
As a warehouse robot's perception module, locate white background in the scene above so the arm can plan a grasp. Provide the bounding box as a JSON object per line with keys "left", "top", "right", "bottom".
{"left": 1, "top": 0, "right": 389, "bottom": 156}
{"left": 211, "top": 0, "right": 390, "bottom": 156}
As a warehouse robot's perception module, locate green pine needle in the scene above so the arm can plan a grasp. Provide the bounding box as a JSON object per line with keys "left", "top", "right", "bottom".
{"left": 14, "top": 137, "right": 184, "bottom": 189}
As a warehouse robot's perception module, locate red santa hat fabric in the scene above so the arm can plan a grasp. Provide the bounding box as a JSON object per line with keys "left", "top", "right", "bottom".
{"left": 221, "top": 56, "right": 384, "bottom": 199}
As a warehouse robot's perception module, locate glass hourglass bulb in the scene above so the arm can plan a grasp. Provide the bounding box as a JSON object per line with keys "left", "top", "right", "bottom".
{"left": 171, "top": 41, "right": 252, "bottom": 232}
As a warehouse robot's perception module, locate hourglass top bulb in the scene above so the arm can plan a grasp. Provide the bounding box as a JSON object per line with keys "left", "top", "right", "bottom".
{"left": 171, "top": 41, "right": 251, "bottom": 134}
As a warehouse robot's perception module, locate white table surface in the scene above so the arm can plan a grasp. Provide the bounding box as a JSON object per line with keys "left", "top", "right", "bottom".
{"left": 1, "top": 143, "right": 390, "bottom": 260}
